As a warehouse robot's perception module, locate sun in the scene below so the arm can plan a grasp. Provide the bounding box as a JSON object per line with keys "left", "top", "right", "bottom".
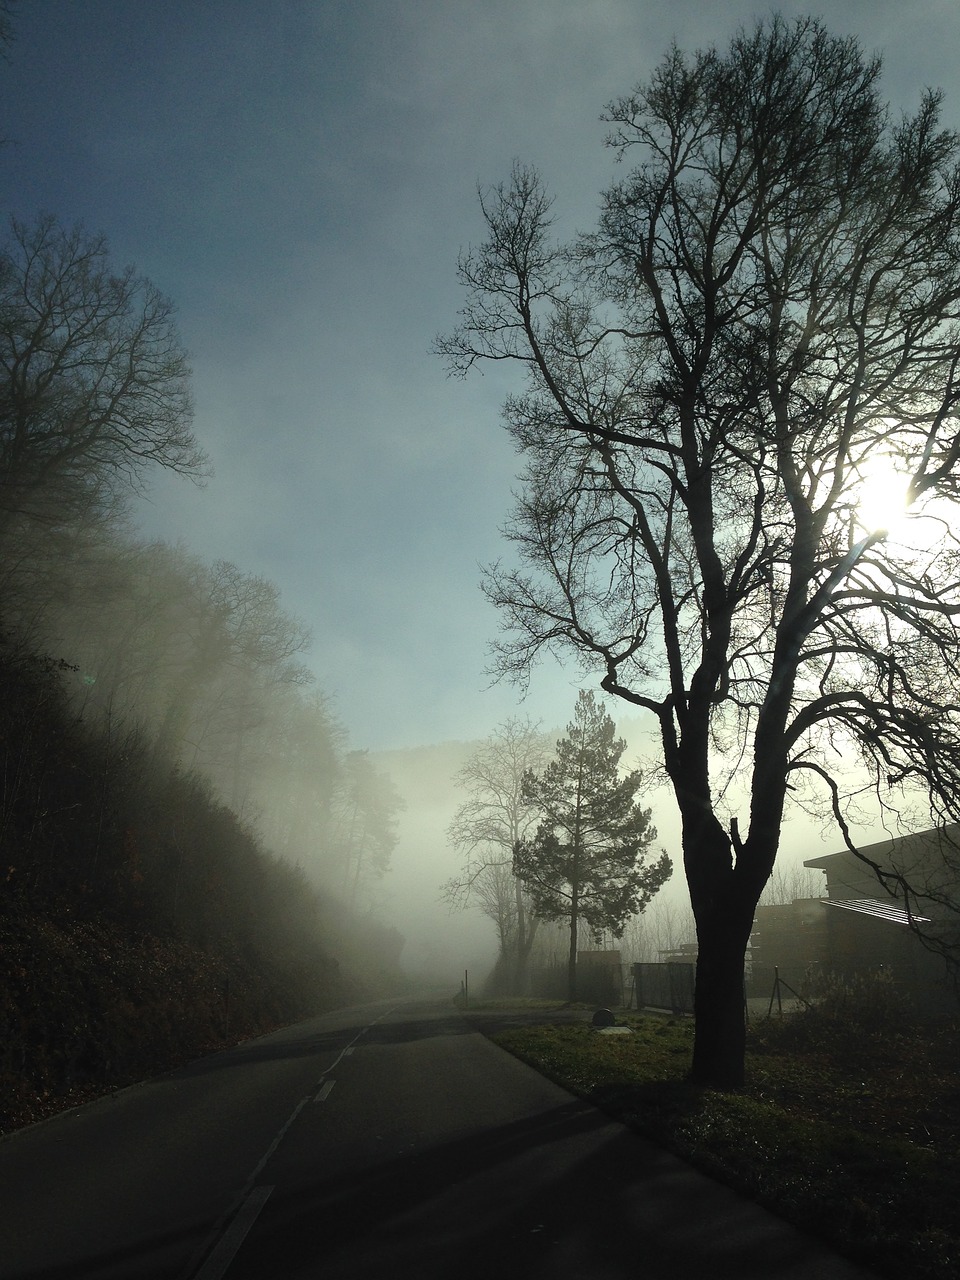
{"left": 855, "top": 453, "right": 911, "bottom": 538}
{"left": 850, "top": 446, "right": 957, "bottom": 563}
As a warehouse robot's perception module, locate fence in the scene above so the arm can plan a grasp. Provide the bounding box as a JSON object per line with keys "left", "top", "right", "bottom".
{"left": 527, "top": 959, "right": 625, "bottom": 1004}
{"left": 631, "top": 962, "right": 696, "bottom": 1014}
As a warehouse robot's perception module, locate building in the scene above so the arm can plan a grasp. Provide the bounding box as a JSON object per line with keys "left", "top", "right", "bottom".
{"left": 743, "top": 827, "right": 959, "bottom": 1011}
{"left": 631, "top": 829, "right": 959, "bottom": 1013}
{"left": 800, "top": 826, "right": 957, "bottom": 1011}
{"left": 748, "top": 897, "right": 830, "bottom": 1000}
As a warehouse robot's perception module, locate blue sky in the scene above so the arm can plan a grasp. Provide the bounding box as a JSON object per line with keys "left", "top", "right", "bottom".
{"left": 3, "top": 0, "right": 959, "bottom": 753}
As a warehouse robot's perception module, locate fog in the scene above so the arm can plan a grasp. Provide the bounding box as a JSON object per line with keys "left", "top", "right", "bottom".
{"left": 2, "top": 1, "right": 954, "bottom": 1000}
{"left": 0, "top": 502, "right": 877, "bottom": 999}
{"left": 372, "top": 709, "right": 851, "bottom": 991}
{"left": 371, "top": 741, "right": 501, "bottom": 986}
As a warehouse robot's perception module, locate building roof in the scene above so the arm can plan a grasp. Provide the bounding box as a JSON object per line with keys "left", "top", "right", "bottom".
{"left": 822, "top": 897, "right": 931, "bottom": 926}
{"left": 804, "top": 824, "right": 960, "bottom": 876}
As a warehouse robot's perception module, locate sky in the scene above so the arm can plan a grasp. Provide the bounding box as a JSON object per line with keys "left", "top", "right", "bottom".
{"left": 3, "top": 0, "right": 960, "bottom": 756}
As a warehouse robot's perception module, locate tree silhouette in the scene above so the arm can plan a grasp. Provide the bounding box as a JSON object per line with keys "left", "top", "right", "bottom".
{"left": 0, "top": 215, "right": 205, "bottom": 538}
{"left": 516, "top": 691, "right": 669, "bottom": 1001}
{"left": 444, "top": 717, "right": 552, "bottom": 993}
{"left": 328, "top": 750, "right": 404, "bottom": 912}
{"left": 439, "top": 16, "right": 960, "bottom": 1084}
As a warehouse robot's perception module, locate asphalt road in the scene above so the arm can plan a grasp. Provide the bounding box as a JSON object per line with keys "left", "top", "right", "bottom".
{"left": 0, "top": 997, "right": 878, "bottom": 1280}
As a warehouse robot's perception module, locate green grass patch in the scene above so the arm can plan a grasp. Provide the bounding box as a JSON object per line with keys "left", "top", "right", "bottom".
{"left": 491, "top": 1012, "right": 960, "bottom": 1280}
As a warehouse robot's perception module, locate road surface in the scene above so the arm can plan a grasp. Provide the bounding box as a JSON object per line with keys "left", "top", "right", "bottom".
{"left": 0, "top": 997, "right": 877, "bottom": 1279}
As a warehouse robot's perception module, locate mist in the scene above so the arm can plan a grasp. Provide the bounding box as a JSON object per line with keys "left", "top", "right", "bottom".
{"left": 0, "top": 497, "right": 867, "bottom": 1002}
{"left": 1, "top": 0, "right": 942, "bottom": 1016}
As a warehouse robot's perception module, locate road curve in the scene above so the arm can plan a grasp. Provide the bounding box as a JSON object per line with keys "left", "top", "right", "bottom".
{"left": 0, "top": 997, "right": 877, "bottom": 1280}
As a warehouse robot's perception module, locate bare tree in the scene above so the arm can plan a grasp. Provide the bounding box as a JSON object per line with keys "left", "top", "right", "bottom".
{"left": 328, "top": 750, "right": 404, "bottom": 912}
{"left": 621, "top": 895, "right": 696, "bottom": 964}
{"left": 443, "top": 716, "right": 552, "bottom": 993}
{"left": 758, "top": 860, "right": 823, "bottom": 907}
{"left": 0, "top": 215, "right": 205, "bottom": 538}
{"left": 438, "top": 16, "right": 960, "bottom": 1085}
{"left": 250, "top": 687, "right": 345, "bottom": 866}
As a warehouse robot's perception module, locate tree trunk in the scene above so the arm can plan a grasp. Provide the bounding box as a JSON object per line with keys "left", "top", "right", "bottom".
{"left": 567, "top": 882, "right": 579, "bottom": 1002}
{"left": 514, "top": 898, "right": 538, "bottom": 996}
{"left": 690, "top": 895, "right": 756, "bottom": 1088}
{"left": 514, "top": 876, "right": 529, "bottom": 995}
{"left": 679, "top": 793, "right": 770, "bottom": 1088}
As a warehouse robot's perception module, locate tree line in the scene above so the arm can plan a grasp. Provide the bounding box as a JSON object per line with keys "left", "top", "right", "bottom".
{"left": 0, "top": 10, "right": 406, "bottom": 1120}
{"left": 0, "top": 216, "right": 404, "bottom": 1122}
{"left": 1, "top": 528, "right": 403, "bottom": 916}
{"left": 0, "top": 204, "right": 402, "bottom": 918}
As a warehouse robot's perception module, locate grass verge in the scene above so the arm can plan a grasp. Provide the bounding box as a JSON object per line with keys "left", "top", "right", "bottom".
{"left": 490, "top": 1010, "right": 959, "bottom": 1280}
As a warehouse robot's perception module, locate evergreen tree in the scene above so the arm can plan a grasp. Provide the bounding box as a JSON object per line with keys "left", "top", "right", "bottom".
{"left": 516, "top": 691, "right": 670, "bottom": 1000}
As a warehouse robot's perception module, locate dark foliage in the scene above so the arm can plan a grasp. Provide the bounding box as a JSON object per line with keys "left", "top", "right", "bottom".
{"left": 0, "top": 630, "right": 353, "bottom": 1132}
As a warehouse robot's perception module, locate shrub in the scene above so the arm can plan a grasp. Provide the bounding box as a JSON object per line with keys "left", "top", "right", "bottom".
{"left": 752, "top": 967, "right": 914, "bottom": 1060}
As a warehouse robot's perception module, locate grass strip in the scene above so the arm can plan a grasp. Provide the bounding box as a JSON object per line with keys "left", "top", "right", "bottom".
{"left": 491, "top": 1014, "right": 958, "bottom": 1280}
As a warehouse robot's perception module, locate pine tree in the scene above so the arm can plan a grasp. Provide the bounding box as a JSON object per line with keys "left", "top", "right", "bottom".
{"left": 516, "top": 691, "right": 670, "bottom": 1000}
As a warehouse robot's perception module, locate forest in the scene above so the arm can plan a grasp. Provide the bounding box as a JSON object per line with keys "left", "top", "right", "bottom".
{"left": 0, "top": 212, "right": 406, "bottom": 1134}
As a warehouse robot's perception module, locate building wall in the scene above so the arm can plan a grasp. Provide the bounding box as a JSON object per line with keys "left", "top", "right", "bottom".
{"left": 748, "top": 898, "right": 830, "bottom": 997}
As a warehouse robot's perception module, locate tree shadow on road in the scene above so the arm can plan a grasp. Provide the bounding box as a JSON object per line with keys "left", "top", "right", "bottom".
{"left": 222, "top": 1092, "right": 867, "bottom": 1280}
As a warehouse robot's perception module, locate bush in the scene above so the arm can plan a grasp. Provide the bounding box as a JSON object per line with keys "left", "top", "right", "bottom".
{"left": 0, "top": 632, "right": 362, "bottom": 1133}
{"left": 752, "top": 968, "right": 914, "bottom": 1060}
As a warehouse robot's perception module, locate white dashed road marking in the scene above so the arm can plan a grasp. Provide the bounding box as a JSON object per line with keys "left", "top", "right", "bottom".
{"left": 192, "top": 1185, "right": 273, "bottom": 1280}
